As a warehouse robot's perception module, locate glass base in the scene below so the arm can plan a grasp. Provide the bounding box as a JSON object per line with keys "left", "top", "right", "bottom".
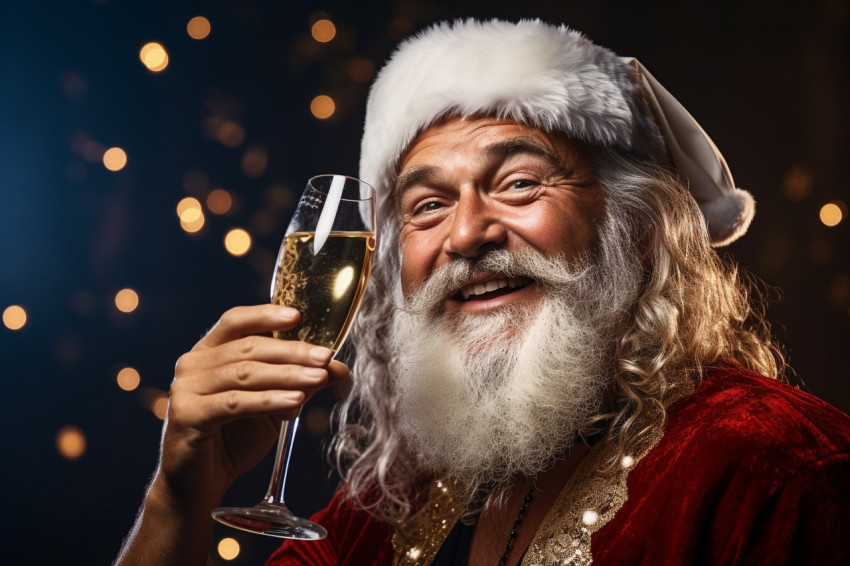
{"left": 211, "top": 502, "right": 327, "bottom": 540}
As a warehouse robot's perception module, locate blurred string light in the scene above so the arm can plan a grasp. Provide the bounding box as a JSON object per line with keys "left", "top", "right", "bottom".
{"left": 139, "top": 387, "right": 169, "bottom": 419}
{"left": 217, "top": 121, "right": 246, "bottom": 148}
{"left": 139, "top": 42, "right": 169, "bottom": 72}
{"left": 310, "top": 95, "right": 335, "bottom": 119}
{"left": 178, "top": 197, "right": 206, "bottom": 233}
{"left": 224, "top": 229, "right": 252, "bottom": 256}
{"left": 103, "top": 147, "right": 127, "bottom": 171}
{"left": 117, "top": 367, "right": 141, "bottom": 391}
{"left": 218, "top": 538, "right": 240, "bottom": 560}
{"left": 311, "top": 19, "right": 336, "bottom": 43}
{"left": 206, "top": 189, "right": 232, "bottom": 214}
{"left": 783, "top": 165, "right": 813, "bottom": 202}
{"left": 819, "top": 201, "right": 846, "bottom": 227}
{"left": 56, "top": 425, "right": 87, "bottom": 460}
{"left": 115, "top": 288, "right": 139, "bottom": 313}
{"left": 3, "top": 305, "right": 27, "bottom": 330}
{"left": 241, "top": 143, "right": 268, "bottom": 178}
{"left": 187, "top": 16, "right": 211, "bottom": 40}
{"left": 152, "top": 395, "right": 169, "bottom": 420}
{"left": 347, "top": 57, "right": 375, "bottom": 83}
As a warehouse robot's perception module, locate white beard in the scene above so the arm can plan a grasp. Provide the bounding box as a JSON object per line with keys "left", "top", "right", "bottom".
{"left": 390, "top": 249, "right": 635, "bottom": 492}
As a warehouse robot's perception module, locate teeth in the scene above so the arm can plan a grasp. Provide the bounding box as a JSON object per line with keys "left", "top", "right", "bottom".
{"left": 460, "top": 277, "right": 530, "bottom": 299}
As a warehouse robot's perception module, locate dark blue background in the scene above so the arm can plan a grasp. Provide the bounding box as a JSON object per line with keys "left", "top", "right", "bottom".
{"left": 1, "top": 1, "right": 847, "bottom": 563}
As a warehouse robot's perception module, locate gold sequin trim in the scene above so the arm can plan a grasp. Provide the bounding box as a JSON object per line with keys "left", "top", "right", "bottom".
{"left": 392, "top": 479, "right": 465, "bottom": 566}
{"left": 392, "top": 387, "right": 692, "bottom": 565}
{"left": 524, "top": 388, "right": 691, "bottom": 565}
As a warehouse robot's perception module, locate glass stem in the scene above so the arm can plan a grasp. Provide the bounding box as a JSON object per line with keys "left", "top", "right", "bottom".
{"left": 262, "top": 415, "right": 300, "bottom": 506}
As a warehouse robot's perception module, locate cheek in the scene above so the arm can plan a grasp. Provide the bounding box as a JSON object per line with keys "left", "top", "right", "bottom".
{"left": 398, "top": 230, "right": 437, "bottom": 295}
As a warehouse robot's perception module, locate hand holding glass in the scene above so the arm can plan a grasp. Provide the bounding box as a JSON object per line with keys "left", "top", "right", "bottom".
{"left": 212, "top": 175, "right": 376, "bottom": 539}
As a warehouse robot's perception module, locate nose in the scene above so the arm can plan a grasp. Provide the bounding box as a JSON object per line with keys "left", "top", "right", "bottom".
{"left": 443, "top": 191, "right": 507, "bottom": 258}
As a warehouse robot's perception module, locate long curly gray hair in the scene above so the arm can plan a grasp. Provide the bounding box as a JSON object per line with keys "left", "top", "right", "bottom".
{"left": 330, "top": 146, "right": 785, "bottom": 525}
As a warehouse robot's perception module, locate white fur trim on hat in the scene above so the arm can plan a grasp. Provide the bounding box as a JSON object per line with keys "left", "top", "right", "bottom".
{"left": 359, "top": 19, "right": 755, "bottom": 247}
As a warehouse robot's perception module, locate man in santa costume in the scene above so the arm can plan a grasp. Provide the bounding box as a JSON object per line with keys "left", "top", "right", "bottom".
{"left": 117, "top": 20, "right": 850, "bottom": 565}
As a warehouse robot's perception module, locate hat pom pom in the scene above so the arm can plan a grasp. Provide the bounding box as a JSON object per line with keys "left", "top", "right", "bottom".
{"left": 699, "top": 188, "right": 755, "bottom": 247}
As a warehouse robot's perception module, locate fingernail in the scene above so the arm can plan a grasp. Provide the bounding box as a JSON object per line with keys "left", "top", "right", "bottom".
{"left": 278, "top": 307, "right": 299, "bottom": 319}
{"left": 309, "top": 346, "right": 333, "bottom": 364}
{"left": 303, "top": 367, "right": 326, "bottom": 379}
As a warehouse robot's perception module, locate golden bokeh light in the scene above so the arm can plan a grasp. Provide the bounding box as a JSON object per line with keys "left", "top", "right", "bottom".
{"left": 819, "top": 202, "right": 844, "bottom": 227}
{"left": 103, "top": 147, "right": 127, "bottom": 171}
{"left": 187, "top": 16, "right": 211, "bottom": 40}
{"left": 311, "top": 19, "right": 336, "bottom": 43}
{"left": 310, "top": 95, "right": 335, "bottom": 119}
{"left": 115, "top": 288, "right": 139, "bottom": 313}
{"left": 217, "top": 121, "right": 246, "bottom": 148}
{"left": 3, "top": 305, "right": 27, "bottom": 330}
{"left": 241, "top": 144, "right": 268, "bottom": 178}
{"left": 224, "top": 228, "right": 252, "bottom": 256}
{"left": 152, "top": 395, "right": 169, "bottom": 420}
{"left": 139, "top": 42, "right": 169, "bottom": 72}
{"left": 347, "top": 57, "right": 375, "bottom": 83}
{"left": 117, "top": 367, "right": 141, "bottom": 391}
{"left": 177, "top": 197, "right": 203, "bottom": 221}
{"left": 218, "top": 537, "right": 241, "bottom": 560}
{"left": 782, "top": 165, "right": 813, "bottom": 202}
{"left": 56, "top": 425, "right": 87, "bottom": 460}
{"left": 207, "top": 189, "right": 233, "bottom": 214}
{"left": 181, "top": 211, "right": 206, "bottom": 233}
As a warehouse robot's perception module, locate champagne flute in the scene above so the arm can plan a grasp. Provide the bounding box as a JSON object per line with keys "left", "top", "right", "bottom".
{"left": 211, "top": 175, "right": 376, "bottom": 539}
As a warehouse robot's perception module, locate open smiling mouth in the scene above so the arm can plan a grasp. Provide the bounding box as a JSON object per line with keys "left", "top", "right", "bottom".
{"left": 457, "top": 277, "right": 533, "bottom": 301}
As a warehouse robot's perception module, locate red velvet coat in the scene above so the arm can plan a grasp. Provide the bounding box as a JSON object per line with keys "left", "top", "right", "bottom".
{"left": 266, "top": 368, "right": 850, "bottom": 565}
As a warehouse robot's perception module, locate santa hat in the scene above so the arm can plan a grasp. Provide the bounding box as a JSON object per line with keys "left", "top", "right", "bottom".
{"left": 359, "top": 19, "right": 754, "bottom": 246}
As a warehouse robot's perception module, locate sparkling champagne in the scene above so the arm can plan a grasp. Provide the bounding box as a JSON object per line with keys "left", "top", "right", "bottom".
{"left": 271, "top": 231, "right": 376, "bottom": 350}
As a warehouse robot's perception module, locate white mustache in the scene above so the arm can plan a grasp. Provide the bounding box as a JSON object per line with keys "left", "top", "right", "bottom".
{"left": 403, "top": 248, "right": 590, "bottom": 316}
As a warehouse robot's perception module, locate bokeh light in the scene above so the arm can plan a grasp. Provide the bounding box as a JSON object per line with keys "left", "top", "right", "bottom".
{"left": 310, "top": 95, "right": 335, "bottom": 119}
{"left": 139, "top": 42, "right": 169, "bottom": 72}
{"left": 117, "top": 367, "right": 141, "bottom": 391}
{"left": 102, "top": 147, "right": 127, "bottom": 171}
{"left": 177, "top": 197, "right": 203, "bottom": 223}
{"left": 152, "top": 395, "right": 169, "bottom": 420}
{"left": 783, "top": 165, "right": 813, "bottom": 202}
{"left": 3, "top": 305, "right": 27, "bottom": 330}
{"left": 56, "top": 425, "right": 87, "bottom": 460}
{"left": 181, "top": 212, "right": 206, "bottom": 233}
{"left": 217, "top": 121, "right": 246, "bottom": 148}
{"left": 224, "top": 229, "right": 252, "bottom": 256}
{"left": 207, "top": 189, "right": 233, "bottom": 214}
{"left": 115, "top": 288, "right": 139, "bottom": 313}
{"left": 218, "top": 538, "right": 240, "bottom": 560}
{"left": 311, "top": 19, "right": 336, "bottom": 43}
{"left": 347, "top": 57, "right": 375, "bottom": 83}
{"left": 241, "top": 144, "right": 268, "bottom": 178}
{"left": 187, "top": 16, "right": 211, "bottom": 40}
{"left": 820, "top": 202, "right": 844, "bottom": 227}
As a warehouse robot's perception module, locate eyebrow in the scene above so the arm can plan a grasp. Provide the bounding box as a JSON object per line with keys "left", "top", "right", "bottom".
{"left": 482, "top": 136, "right": 564, "bottom": 170}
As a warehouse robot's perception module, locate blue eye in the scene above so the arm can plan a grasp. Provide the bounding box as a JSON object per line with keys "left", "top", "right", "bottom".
{"left": 510, "top": 180, "right": 535, "bottom": 190}
{"left": 413, "top": 201, "right": 443, "bottom": 215}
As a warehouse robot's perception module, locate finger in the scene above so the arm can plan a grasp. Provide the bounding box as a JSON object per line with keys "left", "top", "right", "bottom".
{"left": 178, "top": 335, "right": 334, "bottom": 373}
{"left": 170, "top": 389, "right": 305, "bottom": 428}
{"left": 195, "top": 305, "right": 301, "bottom": 349}
{"left": 327, "top": 360, "right": 351, "bottom": 386}
{"left": 189, "top": 361, "right": 329, "bottom": 395}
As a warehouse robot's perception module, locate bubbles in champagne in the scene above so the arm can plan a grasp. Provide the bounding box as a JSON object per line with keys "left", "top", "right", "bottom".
{"left": 271, "top": 231, "right": 375, "bottom": 350}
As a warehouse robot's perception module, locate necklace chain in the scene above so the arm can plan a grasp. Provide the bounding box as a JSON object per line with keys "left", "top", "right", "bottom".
{"left": 497, "top": 484, "right": 536, "bottom": 565}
